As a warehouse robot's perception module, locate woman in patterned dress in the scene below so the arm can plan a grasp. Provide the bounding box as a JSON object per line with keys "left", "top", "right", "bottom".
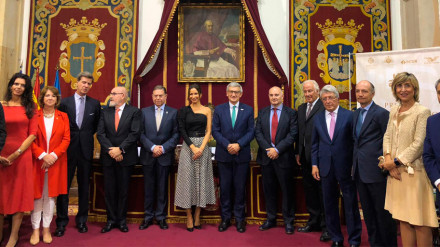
{"left": 381, "top": 72, "right": 438, "bottom": 246}
{"left": 0, "top": 73, "right": 37, "bottom": 247}
{"left": 175, "top": 84, "right": 216, "bottom": 231}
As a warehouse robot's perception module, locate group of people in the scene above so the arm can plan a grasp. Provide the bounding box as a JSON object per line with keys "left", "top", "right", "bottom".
{"left": 0, "top": 70, "right": 439, "bottom": 247}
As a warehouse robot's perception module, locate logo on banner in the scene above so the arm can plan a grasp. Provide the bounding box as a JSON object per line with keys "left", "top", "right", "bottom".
{"left": 316, "top": 18, "right": 364, "bottom": 93}
{"left": 59, "top": 17, "right": 107, "bottom": 89}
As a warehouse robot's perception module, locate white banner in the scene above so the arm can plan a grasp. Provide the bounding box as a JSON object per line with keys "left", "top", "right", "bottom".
{"left": 356, "top": 47, "right": 440, "bottom": 115}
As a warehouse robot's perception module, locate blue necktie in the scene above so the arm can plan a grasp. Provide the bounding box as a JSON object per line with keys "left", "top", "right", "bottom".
{"left": 232, "top": 106, "right": 237, "bottom": 128}
{"left": 355, "top": 109, "right": 366, "bottom": 137}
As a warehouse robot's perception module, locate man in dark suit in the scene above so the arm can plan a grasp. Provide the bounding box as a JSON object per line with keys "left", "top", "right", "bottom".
{"left": 97, "top": 86, "right": 141, "bottom": 233}
{"left": 424, "top": 78, "right": 440, "bottom": 211}
{"left": 139, "top": 85, "right": 179, "bottom": 230}
{"left": 353, "top": 80, "right": 396, "bottom": 247}
{"left": 55, "top": 71, "right": 101, "bottom": 236}
{"left": 212, "top": 82, "right": 254, "bottom": 233}
{"left": 295, "top": 80, "right": 329, "bottom": 241}
{"left": 311, "top": 85, "right": 362, "bottom": 247}
{"left": 255, "top": 86, "right": 297, "bottom": 234}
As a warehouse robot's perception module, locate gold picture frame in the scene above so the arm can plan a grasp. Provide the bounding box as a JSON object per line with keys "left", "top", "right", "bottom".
{"left": 178, "top": 4, "right": 245, "bottom": 83}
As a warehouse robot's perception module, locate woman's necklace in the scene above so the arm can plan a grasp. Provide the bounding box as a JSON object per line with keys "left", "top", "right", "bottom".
{"left": 43, "top": 109, "right": 55, "bottom": 118}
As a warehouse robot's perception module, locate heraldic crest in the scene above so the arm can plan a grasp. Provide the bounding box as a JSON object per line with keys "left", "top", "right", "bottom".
{"left": 316, "top": 18, "right": 364, "bottom": 93}
{"left": 59, "top": 17, "right": 107, "bottom": 89}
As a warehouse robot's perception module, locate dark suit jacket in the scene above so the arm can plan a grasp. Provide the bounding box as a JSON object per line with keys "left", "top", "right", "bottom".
{"left": 352, "top": 102, "right": 389, "bottom": 183}
{"left": 97, "top": 104, "right": 141, "bottom": 166}
{"left": 311, "top": 107, "right": 353, "bottom": 179}
{"left": 295, "top": 99, "right": 324, "bottom": 163}
{"left": 423, "top": 113, "right": 440, "bottom": 184}
{"left": 0, "top": 103, "right": 5, "bottom": 152}
{"left": 59, "top": 95, "right": 101, "bottom": 161}
{"left": 212, "top": 102, "right": 254, "bottom": 163}
{"left": 139, "top": 105, "right": 179, "bottom": 166}
{"left": 255, "top": 105, "right": 297, "bottom": 167}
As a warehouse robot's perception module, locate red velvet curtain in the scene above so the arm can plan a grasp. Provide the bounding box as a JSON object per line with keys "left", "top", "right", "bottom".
{"left": 132, "top": 0, "right": 289, "bottom": 109}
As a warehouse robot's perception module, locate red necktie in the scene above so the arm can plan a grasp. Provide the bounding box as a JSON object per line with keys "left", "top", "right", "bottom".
{"left": 271, "top": 108, "right": 278, "bottom": 144}
{"left": 115, "top": 108, "right": 120, "bottom": 131}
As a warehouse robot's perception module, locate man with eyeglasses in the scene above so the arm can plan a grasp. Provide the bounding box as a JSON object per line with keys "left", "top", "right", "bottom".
{"left": 212, "top": 82, "right": 254, "bottom": 233}
{"left": 97, "top": 86, "right": 141, "bottom": 233}
{"left": 55, "top": 71, "right": 101, "bottom": 236}
{"left": 311, "top": 85, "right": 362, "bottom": 247}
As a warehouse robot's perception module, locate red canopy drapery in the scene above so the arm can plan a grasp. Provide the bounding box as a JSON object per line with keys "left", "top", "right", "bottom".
{"left": 132, "top": 0, "right": 288, "bottom": 109}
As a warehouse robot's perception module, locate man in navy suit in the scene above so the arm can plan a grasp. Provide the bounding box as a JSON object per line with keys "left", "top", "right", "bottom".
{"left": 424, "top": 78, "right": 440, "bottom": 202}
{"left": 97, "top": 86, "right": 141, "bottom": 233}
{"left": 139, "top": 85, "right": 179, "bottom": 230}
{"left": 353, "top": 80, "right": 396, "bottom": 247}
{"left": 311, "top": 85, "right": 362, "bottom": 247}
{"left": 255, "top": 86, "right": 297, "bottom": 234}
{"left": 212, "top": 82, "right": 254, "bottom": 233}
{"left": 295, "top": 80, "right": 329, "bottom": 241}
{"left": 56, "top": 71, "right": 101, "bottom": 236}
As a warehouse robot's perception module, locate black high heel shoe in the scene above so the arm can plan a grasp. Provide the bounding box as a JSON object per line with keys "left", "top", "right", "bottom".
{"left": 187, "top": 218, "right": 194, "bottom": 232}
{"left": 194, "top": 219, "right": 202, "bottom": 230}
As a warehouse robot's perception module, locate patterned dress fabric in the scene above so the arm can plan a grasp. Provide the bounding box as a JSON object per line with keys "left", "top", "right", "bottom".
{"left": 174, "top": 106, "right": 215, "bottom": 209}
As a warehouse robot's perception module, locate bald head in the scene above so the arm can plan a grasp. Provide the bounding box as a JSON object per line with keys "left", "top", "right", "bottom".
{"left": 355, "top": 80, "right": 375, "bottom": 108}
{"left": 109, "top": 86, "right": 128, "bottom": 107}
{"left": 269, "top": 86, "right": 284, "bottom": 107}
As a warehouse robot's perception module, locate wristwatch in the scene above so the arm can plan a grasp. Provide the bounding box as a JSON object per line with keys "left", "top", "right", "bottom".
{"left": 394, "top": 158, "right": 401, "bottom": 167}
{"left": 17, "top": 148, "right": 22, "bottom": 155}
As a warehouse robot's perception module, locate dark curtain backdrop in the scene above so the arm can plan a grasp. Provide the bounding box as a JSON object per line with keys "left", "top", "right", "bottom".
{"left": 132, "top": 0, "right": 288, "bottom": 111}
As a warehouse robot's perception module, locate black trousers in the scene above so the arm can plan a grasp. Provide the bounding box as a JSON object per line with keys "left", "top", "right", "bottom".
{"left": 300, "top": 151, "right": 326, "bottom": 230}
{"left": 142, "top": 162, "right": 170, "bottom": 221}
{"left": 102, "top": 164, "right": 133, "bottom": 225}
{"left": 355, "top": 169, "right": 397, "bottom": 247}
{"left": 217, "top": 161, "right": 249, "bottom": 222}
{"left": 56, "top": 154, "right": 91, "bottom": 227}
{"left": 261, "top": 161, "right": 295, "bottom": 224}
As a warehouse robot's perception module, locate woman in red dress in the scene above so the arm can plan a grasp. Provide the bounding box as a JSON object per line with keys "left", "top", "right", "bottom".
{"left": 0, "top": 73, "right": 37, "bottom": 247}
{"left": 30, "top": 86, "right": 70, "bottom": 245}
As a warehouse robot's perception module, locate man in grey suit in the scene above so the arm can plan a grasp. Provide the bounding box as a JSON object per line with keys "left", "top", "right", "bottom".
{"left": 353, "top": 80, "right": 396, "bottom": 247}
{"left": 139, "top": 85, "right": 179, "bottom": 230}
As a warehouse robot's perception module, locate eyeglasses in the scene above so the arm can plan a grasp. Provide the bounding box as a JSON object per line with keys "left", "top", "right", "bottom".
{"left": 109, "top": 92, "right": 124, "bottom": 96}
{"left": 321, "top": 96, "right": 337, "bottom": 102}
{"left": 228, "top": 90, "right": 241, "bottom": 95}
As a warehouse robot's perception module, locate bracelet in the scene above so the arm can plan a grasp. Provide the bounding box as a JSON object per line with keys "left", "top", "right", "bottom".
{"left": 17, "top": 148, "right": 22, "bottom": 155}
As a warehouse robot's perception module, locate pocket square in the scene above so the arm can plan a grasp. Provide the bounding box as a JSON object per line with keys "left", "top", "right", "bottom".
{"left": 89, "top": 113, "right": 94, "bottom": 115}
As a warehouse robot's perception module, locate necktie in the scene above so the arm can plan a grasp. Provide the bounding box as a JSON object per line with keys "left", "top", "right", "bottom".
{"left": 156, "top": 107, "right": 162, "bottom": 131}
{"left": 271, "top": 108, "right": 278, "bottom": 144}
{"left": 231, "top": 105, "right": 237, "bottom": 128}
{"left": 306, "top": 103, "right": 312, "bottom": 119}
{"left": 77, "top": 96, "right": 85, "bottom": 128}
{"left": 115, "top": 108, "right": 120, "bottom": 131}
{"left": 329, "top": 111, "right": 335, "bottom": 140}
{"left": 355, "top": 109, "right": 366, "bottom": 137}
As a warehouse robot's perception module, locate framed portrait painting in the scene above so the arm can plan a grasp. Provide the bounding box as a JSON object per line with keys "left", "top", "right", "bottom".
{"left": 178, "top": 4, "right": 245, "bottom": 83}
